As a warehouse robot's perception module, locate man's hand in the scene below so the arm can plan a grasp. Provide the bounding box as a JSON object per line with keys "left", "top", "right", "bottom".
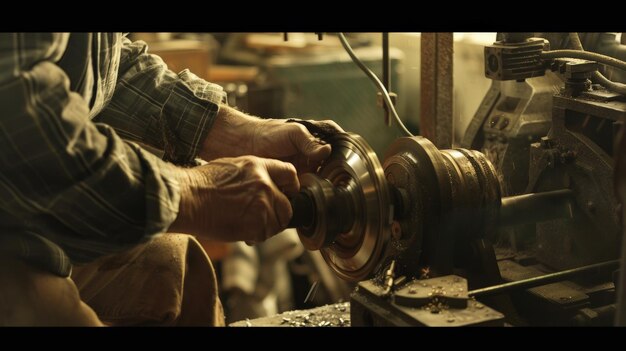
{"left": 169, "top": 156, "right": 299, "bottom": 243}
{"left": 199, "top": 105, "right": 344, "bottom": 173}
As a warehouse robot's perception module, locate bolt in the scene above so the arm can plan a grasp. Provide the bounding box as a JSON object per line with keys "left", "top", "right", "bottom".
{"left": 409, "top": 287, "right": 417, "bottom": 294}
{"left": 499, "top": 118, "right": 510, "bottom": 130}
{"left": 587, "top": 201, "right": 596, "bottom": 214}
{"left": 391, "top": 221, "right": 402, "bottom": 240}
{"left": 560, "top": 296, "right": 572, "bottom": 302}
{"left": 489, "top": 115, "right": 500, "bottom": 128}
{"left": 560, "top": 150, "right": 577, "bottom": 163}
{"left": 447, "top": 318, "right": 455, "bottom": 323}
{"left": 541, "top": 137, "right": 555, "bottom": 149}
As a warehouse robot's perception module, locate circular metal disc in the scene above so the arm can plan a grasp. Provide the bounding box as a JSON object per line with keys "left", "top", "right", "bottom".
{"left": 316, "top": 133, "right": 391, "bottom": 282}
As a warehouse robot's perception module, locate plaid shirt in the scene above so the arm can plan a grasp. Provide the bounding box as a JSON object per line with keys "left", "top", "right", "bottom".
{"left": 0, "top": 33, "right": 226, "bottom": 277}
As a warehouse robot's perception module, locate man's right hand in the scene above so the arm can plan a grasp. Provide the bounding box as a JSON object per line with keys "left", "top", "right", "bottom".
{"left": 168, "top": 156, "right": 299, "bottom": 243}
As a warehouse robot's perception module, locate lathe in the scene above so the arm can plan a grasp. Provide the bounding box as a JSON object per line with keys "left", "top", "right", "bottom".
{"left": 284, "top": 32, "right": 626, "bottom": 326}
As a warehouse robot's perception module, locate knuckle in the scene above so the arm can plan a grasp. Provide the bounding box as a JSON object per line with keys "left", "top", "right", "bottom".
{"left": 292, "top": 123, "right": 309, "bottom": 136}
{"left": 252, "top": 179, "right": 273, "bottom": 195}
{"left": 285, "top": 163, "right": 297, "bottom": 177}
{"left": 249, "top": 196, "right": 271, "bottom": 219}
{"left": 240, "top": 155, "right": 257, "bottom": 166}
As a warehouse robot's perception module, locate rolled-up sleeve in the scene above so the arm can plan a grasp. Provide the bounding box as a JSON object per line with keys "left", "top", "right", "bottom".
{"left": 95, "top": 36, "right": 226, "bottom": 165}
{"left": 0, "top": 33, "right": 182, "bottom": 274}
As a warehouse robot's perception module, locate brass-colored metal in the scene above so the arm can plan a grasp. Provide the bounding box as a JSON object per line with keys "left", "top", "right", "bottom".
{"left": 295, "top": 133, "right": 392, "bottom": 282}
{"left": 297, "top": 174, "right": 336, "bottom": 251}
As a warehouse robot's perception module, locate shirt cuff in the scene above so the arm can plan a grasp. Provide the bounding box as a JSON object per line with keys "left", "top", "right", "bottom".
{"left": 151, "top": 70, "right": 226, "bottom": 166}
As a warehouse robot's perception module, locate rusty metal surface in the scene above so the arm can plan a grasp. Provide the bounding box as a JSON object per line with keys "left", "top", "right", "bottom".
{"left": 394, "top": 275, "right": 468, "bottom": 309}
{"left": 382, "top": 136, "right": 501, "bottom": 278}
{"left": 614, "top": 92, "right": 626, "bottom": 325}
{"left": 527, "top": 92, "right": 624, "bottom": 270}
{"left": 420, "top": 33, "right": 453, "bottom": 148}
{"left": 229, "top": 302, "right": 350, "bottom": 327}
{"left": 498, "top": 260, "right": 588, "bottom": 306}
{"left": 352, "top": 278, "right": 504, "bottom": 326}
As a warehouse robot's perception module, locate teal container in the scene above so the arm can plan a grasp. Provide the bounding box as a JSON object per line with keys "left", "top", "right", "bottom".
{"left": 265, "top": 47, "right": 410, "bottom": 158}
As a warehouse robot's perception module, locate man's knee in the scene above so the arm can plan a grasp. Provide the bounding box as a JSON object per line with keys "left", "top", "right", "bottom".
{"left": 0, "top": 257, "right": 102, "bottom": 326}
{"left": 72, "top": 234, "right": 224, "bottom": 326}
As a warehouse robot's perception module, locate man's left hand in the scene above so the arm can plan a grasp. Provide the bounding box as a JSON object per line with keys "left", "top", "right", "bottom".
{"left": 200, "top": 105, "right": 344, "bottom": 173}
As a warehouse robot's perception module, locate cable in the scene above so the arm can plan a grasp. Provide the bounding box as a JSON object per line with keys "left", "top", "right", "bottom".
{"left": 337, "top": 33, "right": 415, "bottom": 137}
{"left": 565, "top": 33, "right": 626, "bottom": 95}
{"left": 540, "top": 50, "right": 626, "bottom": 72}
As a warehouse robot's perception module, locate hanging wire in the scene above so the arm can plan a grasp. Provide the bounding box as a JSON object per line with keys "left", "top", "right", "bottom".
{"left": 337, "top": 33, "right": 415, "bottom": 137}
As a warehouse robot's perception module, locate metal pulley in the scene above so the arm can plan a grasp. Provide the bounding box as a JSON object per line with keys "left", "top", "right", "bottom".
{"left": 288, "top": 133, "right": 392, "bottom": 282}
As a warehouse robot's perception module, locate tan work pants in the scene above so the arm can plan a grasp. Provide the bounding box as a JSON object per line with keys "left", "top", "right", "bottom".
{"left": 0, "top": 234, "right": 224, "bottom": 326}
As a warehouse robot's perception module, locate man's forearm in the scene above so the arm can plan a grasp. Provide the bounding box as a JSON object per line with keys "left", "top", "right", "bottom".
{"left": 199, "top": 104, "right": 259, "bottom": 161}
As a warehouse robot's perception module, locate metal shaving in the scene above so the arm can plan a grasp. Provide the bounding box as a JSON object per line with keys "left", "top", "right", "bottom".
{"left": 232, "top": 302, "right": 350, "bottom": 327}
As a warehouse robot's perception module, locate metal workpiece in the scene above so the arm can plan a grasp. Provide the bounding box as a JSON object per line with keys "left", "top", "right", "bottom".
{"left": 292, "top": 174, "right": 356, "bottom": 250}
{"left": 289, "top": 133, "right": 392, "bottom": 282}
{"left": 287, "top": 191, "right": 315, "bottom": 228}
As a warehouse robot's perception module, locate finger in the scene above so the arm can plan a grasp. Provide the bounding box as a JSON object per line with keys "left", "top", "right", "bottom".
{"left": 272, "top": 191, "right": 293, "bottom": 236}
{"left": 260, "top": 181, "right": 292, "bottom": 240}
{"left": 261, "top": 158, "right": 300, "bottom": 194}
{"left": 309, "top": 119, "right": 345, "bottom": 133}
{"left": 289, "top": 124, "right": 332, "bottom": 161}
